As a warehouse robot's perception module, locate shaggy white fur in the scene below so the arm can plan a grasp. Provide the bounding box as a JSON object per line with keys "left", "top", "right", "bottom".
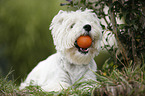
{"left": 19, "top": 9, "right": 102, "bottom": 92}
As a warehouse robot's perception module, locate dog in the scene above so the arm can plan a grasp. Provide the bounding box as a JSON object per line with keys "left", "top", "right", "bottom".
{"left": 19, "top": 9, "right": 102, "bottom": 92}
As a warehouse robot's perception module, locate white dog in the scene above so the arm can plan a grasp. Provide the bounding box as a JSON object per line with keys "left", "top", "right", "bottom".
{"left": 19, "top": 9, "right": 102, "bottom": 92}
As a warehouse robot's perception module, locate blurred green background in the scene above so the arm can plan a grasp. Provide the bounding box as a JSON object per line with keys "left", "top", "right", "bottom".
{"left": 0, "top": 0, "right": 109, "bottom": 84}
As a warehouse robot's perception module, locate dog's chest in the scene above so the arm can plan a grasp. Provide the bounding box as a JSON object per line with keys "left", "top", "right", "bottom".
{"left": 63, "top": 62, "right": 89, "bottom": 84}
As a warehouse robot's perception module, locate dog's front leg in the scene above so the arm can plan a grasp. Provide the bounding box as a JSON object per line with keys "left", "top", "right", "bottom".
{"left": 74, "top": 70, "right": 97, "bottom": 91}
{"left": 41, "top": 81, "right": 70, "bottom": 92}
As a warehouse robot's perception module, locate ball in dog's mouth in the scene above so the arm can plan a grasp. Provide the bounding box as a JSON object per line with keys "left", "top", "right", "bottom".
{"left": 75, "top": 35, "right": 92, "bottom": 54}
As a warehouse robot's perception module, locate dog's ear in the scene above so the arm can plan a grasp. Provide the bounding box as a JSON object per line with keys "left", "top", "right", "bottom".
{"left": 57, "top": 10, "right": 65, "bottom": 24}
{"left": 58, "top": 10, "right": 64, "bottom": 14}
{"left": 49, "top": 10, "right": 66, "bottom": 30}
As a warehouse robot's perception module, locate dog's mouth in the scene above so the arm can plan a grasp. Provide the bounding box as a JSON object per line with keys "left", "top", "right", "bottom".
{"left": 74, "top": 41, "right": 90, "bottom": 54}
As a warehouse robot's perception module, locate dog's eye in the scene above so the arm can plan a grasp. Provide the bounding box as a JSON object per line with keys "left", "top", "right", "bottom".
{"left": 70, "top": 23, "right": 75, "bottom": 28}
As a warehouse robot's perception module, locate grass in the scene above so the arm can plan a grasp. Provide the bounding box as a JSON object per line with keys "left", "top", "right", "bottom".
{"left": 0, "top": 65, "right": 145, "bottom": 96}
{"left": 94, "top": 65, "right": 145, "bottom": 96}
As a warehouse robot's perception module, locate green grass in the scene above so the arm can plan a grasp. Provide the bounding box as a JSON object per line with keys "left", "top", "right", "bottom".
{"left": 0, "top": 65, "right": 145, "bottom": 96}
{"left": 94, "top": 65, "right": 145, "bottom": 96}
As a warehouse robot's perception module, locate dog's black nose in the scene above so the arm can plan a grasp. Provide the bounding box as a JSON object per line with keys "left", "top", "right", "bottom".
{"left": 83, "top": 24, "right": 91, "bottom": 32}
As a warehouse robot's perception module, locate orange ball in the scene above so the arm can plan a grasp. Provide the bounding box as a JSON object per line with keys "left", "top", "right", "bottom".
{"left": 77, "top": 35, "right": 92, "bottom": 48}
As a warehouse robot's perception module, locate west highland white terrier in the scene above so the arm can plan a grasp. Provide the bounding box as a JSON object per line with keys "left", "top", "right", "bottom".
{"left": 19, "top": 9, "right": 102, "bottom": 92}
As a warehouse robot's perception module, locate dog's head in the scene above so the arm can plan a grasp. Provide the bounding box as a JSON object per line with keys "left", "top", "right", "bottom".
{"left": 50, "top": 9, "right": 102, "bottom": 65}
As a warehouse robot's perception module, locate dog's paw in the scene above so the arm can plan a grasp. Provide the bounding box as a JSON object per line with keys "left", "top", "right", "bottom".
{"left": 41, "top": 82, "right": 70, "bottom": 92}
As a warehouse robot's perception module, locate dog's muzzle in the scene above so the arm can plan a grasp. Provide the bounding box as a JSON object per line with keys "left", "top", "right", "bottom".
{"left": 74, "top": 24, "right": 92, "bottom": 54}
{"left": 74, "top": 41, "right": 90, "bottom": 54}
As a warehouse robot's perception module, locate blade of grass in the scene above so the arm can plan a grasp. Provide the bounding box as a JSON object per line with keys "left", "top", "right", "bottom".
{"left": 113, "top": 70, "right": 132, "bottom": 89}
